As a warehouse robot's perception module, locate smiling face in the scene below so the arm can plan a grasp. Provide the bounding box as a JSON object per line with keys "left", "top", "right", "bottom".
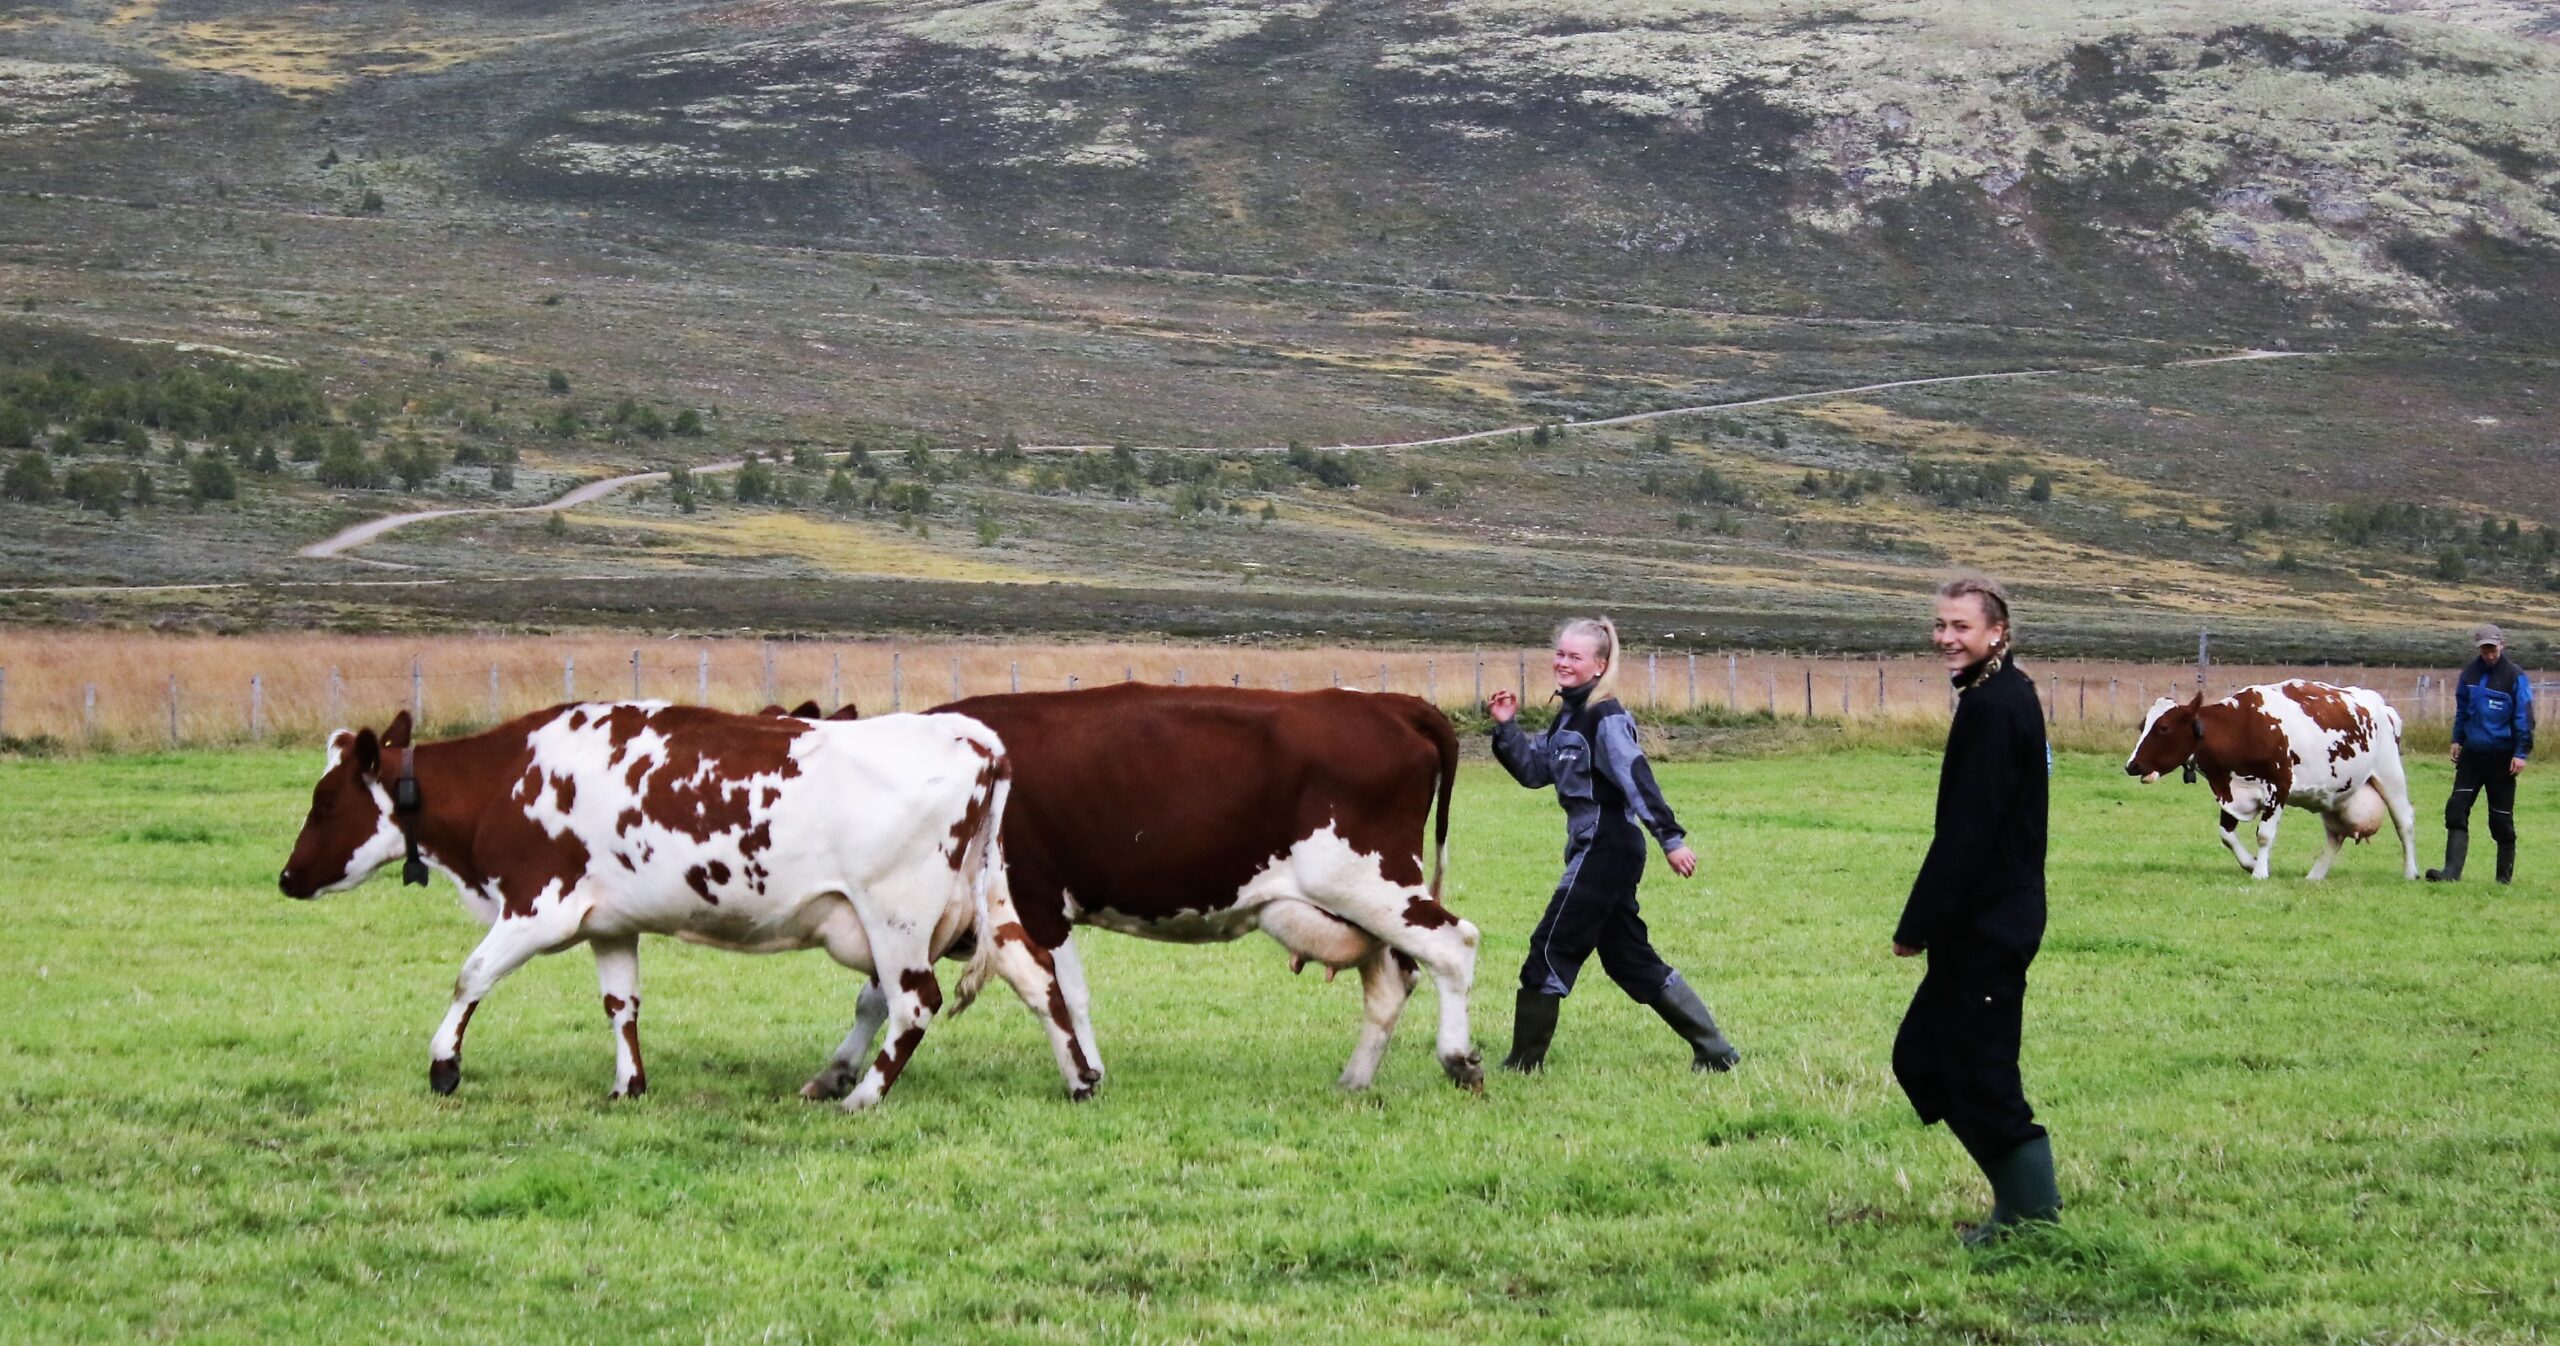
{"left": 1553, "top": 630, "right": 1607, "bottom": 691}
{"left": 278, "top": 729, "right": 405, "bottom": 898}
{"left": 1932, "top": 592, "right": 2006, "bottom": 672}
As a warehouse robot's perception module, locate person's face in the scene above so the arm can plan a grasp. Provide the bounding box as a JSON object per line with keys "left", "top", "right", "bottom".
{"left": 1554, "top": 632, "right": 1607, "bottom": 690}
{"left": 2481, "top": 643, "right": 2502, "bottom": 666}
{"left": 1933, "top": 594, "right": 2005, "bottom": 671}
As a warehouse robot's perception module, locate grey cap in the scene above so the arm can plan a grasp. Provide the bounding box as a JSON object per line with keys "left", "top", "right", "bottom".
{"left": 2472, "top": 623, "right": 2505, "bottom": 649}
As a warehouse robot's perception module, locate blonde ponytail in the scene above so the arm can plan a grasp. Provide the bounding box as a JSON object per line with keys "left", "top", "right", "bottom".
{"left": 1555, "top": 615, "right": 1625, "bottom": 704}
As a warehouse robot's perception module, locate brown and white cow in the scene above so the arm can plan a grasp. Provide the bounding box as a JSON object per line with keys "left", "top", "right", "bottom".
{"left": 276, "top": 703, "right": 1075, "bottom": 1109}
{"left": 2123, "top": 680, "right": 2419, "bottom": 881}
{"left": 819, "top": 684, "right": 1484, "bottom": 1095}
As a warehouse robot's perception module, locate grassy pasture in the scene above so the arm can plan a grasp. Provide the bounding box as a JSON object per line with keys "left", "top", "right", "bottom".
{"left": 1, "top": 747, "right": 2554, "bottom": 1343}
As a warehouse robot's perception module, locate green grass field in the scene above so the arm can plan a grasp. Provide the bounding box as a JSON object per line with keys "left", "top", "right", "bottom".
{"left": 2, "top": 747, "right": 2554, "bottom": 1343}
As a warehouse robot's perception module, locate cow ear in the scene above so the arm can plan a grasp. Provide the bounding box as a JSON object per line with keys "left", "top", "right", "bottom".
{"left": 383, "top": 710, "right": 414, "bottom": 750}
{"left": 353, "top": 727, "right": 382, "bottom": 778}
{"left": 326, "top": 729, "right": 357, "bottom": 768}
{"left": 2187, "top": 692, "right": 2204, "bottom": 709}
{"left": 758, "top": 704, "right": 786, "bottom": 717}
{"left": 791, "top": 701, "right": 822, "bottom": 718}
{"left": 828, "top": 704, "right": 859, "bottom": 721}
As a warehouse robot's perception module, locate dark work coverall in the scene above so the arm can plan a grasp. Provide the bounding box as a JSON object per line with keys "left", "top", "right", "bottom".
{"left": 1492, "top": 685, "right": 1689, "bottom": 999}
{"left": 1893, "top": 656, "right": 2051, "bottom": 1165}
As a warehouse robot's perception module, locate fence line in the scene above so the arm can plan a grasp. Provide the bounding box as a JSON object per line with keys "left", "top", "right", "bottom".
{"left": 0, "top": 630, "right": 2534, "bottom": 753}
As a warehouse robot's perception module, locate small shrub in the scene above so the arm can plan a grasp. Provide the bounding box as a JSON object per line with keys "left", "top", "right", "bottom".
{"left": 2436, "top": 548, "right": 2467, "bottom": 582}
{"left": 252, "top": 443, "right": 280, "bottom": 474}
{"left": 0, "top": 404, "right": 36, "bottom": 449}
{"left": 4, "top": 451, "right": 57, "bottom": 502}
{"left": 315, "top": 442, "right": 382, "bottom": 489}
{"left": 672, "top": 408, "right": 703, "bottom": 437}
{"left": 732, "top": 454, "right": 775, "bottom": 506}
{"left": 543, "top": 511, "right": 569, "bottom": 538}
{"left": 187, "top": 454, "right": 238, "bottom": 503}
{"left": 545, "top": 369, "right": 570, "bottom": 396}
{"left": 489, "top": 463, "right": 514, "bottom": 492}
{"left": 64, "top": 463, "right": 126, "bottom": 516}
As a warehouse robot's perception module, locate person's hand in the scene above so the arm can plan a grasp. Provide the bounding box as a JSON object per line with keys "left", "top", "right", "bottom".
{"left": 2515, "top": 756, "right": 2529, "bottom": 777}
{"left": 1486, "top": 690, "right": 1518, "bottom": 724}
{"left": 2449, "top": 744, "right": 2462, "bottom": 766}
{"left": 1892, "top": 941, "right": 1922, "bottom": 958}
{"left": 1665, "top": 845, "right": 1697, "bottom": 878}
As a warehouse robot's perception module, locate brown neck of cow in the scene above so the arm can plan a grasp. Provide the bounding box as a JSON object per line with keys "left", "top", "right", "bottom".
{"left": 390, "top": 728, "right": 533, "bottom": 891}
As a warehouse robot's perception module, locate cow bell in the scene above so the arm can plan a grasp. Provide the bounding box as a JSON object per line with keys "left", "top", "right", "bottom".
{"left": 2181, "top": 760, "right": 2197, "bottom": 785}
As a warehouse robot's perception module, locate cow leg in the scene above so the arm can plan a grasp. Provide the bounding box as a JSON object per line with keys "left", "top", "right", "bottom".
{"left": 802, "top": 979, "right": 890, "bottom": 1102}
{"left": 2373, "top": 749, "right": 2422, "bottom": 879}
{"left": 1368, "top": 895, "right": 1484, "bottom": 1094}
{"left": 2251, "top": 808, "right": 2282, "bottom": 881}
{"left": 1337, "top": 947, "right": 1418, "bottom": 1091}
{"left": 594, "top": 935, "right": 647, "bottom": 1099}
{"left": 2307, "top": 816, "right": 2348, "bottom": 881}
{"left": 429, "top": 901, "right": 589, "bottom": 1095}
{"left": 2218, "top": 809, "right": 2259, "bottom": 873}
{"left": 1049, "top": 934, "right": 1106, "bottom": 1087}
{"left": 842, "top": 940, "right": 941, "bottom": 1113}
{"left": 986, "top": 924, "right": 1102, "bottom": 1100}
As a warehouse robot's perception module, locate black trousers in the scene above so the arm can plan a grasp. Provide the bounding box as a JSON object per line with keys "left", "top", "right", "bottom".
{"left": 2448, "top": 748, "right": 2520, "bottom": 844}
{"left": 1893, "top": 943, "right": 2045, "bottom": 1164}
{"left": 1519, "top": 821, "right": 1675, "bottom": 999}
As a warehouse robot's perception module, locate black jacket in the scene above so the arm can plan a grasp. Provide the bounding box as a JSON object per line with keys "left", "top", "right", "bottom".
{"left": 1895, "top": 657, "right": 2049, "bottom": 957}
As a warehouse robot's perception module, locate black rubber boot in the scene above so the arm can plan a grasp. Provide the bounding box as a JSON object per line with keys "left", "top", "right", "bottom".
{"left": 2426, "top": 829, "right": 2468, "bottom": 883}
{"left": 1501, "top": 989, "right": 1560, "bottom": 1073}
{"left": 1962, "top": 1135, "right": 2061, "bottom": 1247}
{"left": 2495, "top": 840, "right": 2515, "bottom": 886}
{"left": 1642, "top": 973, "right": 1740, "bottom": 1072}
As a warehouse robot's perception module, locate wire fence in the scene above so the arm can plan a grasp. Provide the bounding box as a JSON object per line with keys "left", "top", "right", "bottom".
{"left": 0, "top": 631, "right": 2534, "bottom": 754}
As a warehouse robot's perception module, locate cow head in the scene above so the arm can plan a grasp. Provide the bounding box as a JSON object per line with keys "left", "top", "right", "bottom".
{"left": 278, "top": 711, "right": 414, "bottom": 899}
{"left": 2124, "top": 695, "right": 2202, "bottom": 783}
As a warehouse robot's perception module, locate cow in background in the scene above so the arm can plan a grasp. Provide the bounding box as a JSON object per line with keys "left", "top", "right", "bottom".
{"left": 276, "top": 703, "right": 1065, "bottom": 1109}
{"left": 2124, "top": 680, "right": 2419, "bottom": 880}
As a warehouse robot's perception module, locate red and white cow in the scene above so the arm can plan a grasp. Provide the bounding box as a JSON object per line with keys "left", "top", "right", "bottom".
{"left": 818, "top": 685, "right": 1484, "bottom": 1095}
{"left": 2123, "top": 680, "right": 2419, "bottom": 880}
{"left": 276, "top": 703, "right": 1071, "bottom": 1110}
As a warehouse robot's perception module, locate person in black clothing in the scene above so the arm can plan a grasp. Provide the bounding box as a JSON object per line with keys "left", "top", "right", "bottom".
{"left": 1892, "top": 575, "right": 2059, "bottom": 1246}
{"left": 2427, "top": 622, "right": 2534, "bottom": 885}
{"left": 1488, "top": 616, "right": 1739, "bottom": 1074}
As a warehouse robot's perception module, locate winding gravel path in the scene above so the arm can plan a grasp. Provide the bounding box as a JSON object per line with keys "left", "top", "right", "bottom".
{"left": 296, "top": 350, "right": 2311, "bottom": 564}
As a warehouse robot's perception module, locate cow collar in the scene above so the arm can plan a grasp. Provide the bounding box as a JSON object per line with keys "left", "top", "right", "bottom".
{"left": 392, "top": 746, "right": 429, "bottom": 887}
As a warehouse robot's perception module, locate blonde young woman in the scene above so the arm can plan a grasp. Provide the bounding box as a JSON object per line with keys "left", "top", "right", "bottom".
{"left": 1486, "top": 617, "right": 1740, "bottom": 1074}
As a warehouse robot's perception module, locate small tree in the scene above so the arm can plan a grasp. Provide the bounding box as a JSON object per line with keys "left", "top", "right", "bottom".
{"left": 66, "top": 463, "right": 126, "bottom": 517}
{"left": 316, "top": 442, "right": 382, "bottom": 488}
{"left": 823, "top": 469, "right": 858, "bottom": 511}
{"left": 358, "top": 189, "right": 385, "bottom": 214}
{"left": 672, "top": 408, "right": 704, "bottom": 437}
{"left": 545, "top": 369, "right": 571, "bottom": 396}
{"left": 3, "top": 451, "right": 56, "bottom": 502}
{"left": 132, "top": 467, "right": 155, "bottom": 508}
{"left": 2027, "top": 473, "right": 2053, "bottom": 503}
{"left": 489, "top": 463, "right": 514, "bottom": 492}
{"left": 253, "top": 443, "right": 281, "bottom": 474}
{"left": 386, "top": 441, "right": 440, "bottom": 491}
{"left": 2436, "top": 548, "right": 2468, "bottom": 582}
{"left": 733, "top": 454, "right": 775, "bottom": 505}
{"left": 188, "top": 453, "right": 238, "bottom": 503}
{"left": 428, "top": 349, "right": 449, "bottom": 372}
{"left": 544, "top": 511, "right": 570, "bottom": 538}
{"left": 548, "top": 405, "right": 580, "bottom": 439}
{"left": 289, "top": 428, "right": 325, "bottom": 463}
{"left": 0, "top": 405, "right": 35, "bottom": 449}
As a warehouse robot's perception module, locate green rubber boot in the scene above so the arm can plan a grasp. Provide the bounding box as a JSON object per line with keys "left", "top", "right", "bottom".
{"left": 1501, "top": 990, "right": 1560, "bottom": 1073}
{"left": 1962, "top": 1136, "right": 2062, "bottom": 1247}
{"left": 2426, "top": 829, "right": 2468, "bottom": 883}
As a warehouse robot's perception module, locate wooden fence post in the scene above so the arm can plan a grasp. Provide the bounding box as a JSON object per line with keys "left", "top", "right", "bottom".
{"left": 1474, "top": 653, "right": 1484, "bottom": 705}
{"left": 631, "top": 648, "right": 642, "bottom": 700}
{"left": 564, "top": 654, "right": 575, "bottom": 702}
{"left": 167, "top": 675, "right": 180, "bottom": 746}
{"left": 700, "top": 648, "right": 712, "bottom": 705}
{"left": 327, "top": 666, "right": 343, "bottom": 728}
{"left": 1688, "top": 653, "right": 1698, "bottom": 710}
{"left": 951, "top": 657, "right": 962, "bottom": 700}
{"left": 488, "top": 664, "right": 500, "bottom": 723}
{"left": 0, "top": 666, "right": 7, "bottom": 739}
{"left": 250, "top": 673, "right": 264, "bottom": 742}
{"left": 1377, "top": 664, "right": 1387, "bottom": 693}
{"left": 1427, "top": 660, "right": 1436, "bottom": 703}
{"left": 1727, "top": 654, "right": 1739, "bottom": 711}
{"left": 83, "top": 683, "right": 96, "bottom": 744}
{"left": 762, "top": 643, "right": 778, "bottom": 706}
{"left": 891, "top": 651, "right": 902, "bottom": 711}
{"left": 1010, "top": 661, "right": 1020, "bottom": 694}
{"left": 1803, "top": 668, "right": 1813, "bottom": 719}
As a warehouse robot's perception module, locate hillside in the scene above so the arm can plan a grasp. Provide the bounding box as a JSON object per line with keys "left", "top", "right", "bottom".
{"left": 0, "top": 1, "right": 2555, "bottom": 656}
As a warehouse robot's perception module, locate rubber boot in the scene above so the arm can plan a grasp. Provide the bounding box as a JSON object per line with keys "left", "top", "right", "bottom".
{"left": 1501, "top": 989, "right": 1560, "bottom": 1073}
{"left": 1962, "top": 1135, "right": 2061, "bottom": 1247}
{"left": 2495, "top": 839, "right": 2515, "bottom": 886}
{"left": 1642, "top": 972, "right": 1740, "bottom": 1072}
{"left": 2426, "top": 829, "right": 2468, "bottom": 883}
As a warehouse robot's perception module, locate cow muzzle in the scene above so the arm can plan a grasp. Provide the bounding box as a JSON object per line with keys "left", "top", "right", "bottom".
{"left": 278, "top": 869, "right": 320, "bottom": 900}
{"left": 2139, "top": 771, "right": 2161, "bottom": 785}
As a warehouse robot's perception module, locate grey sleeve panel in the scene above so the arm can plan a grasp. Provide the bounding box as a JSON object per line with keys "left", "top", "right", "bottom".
{"left": 1492, "top": 718, "right": 1553, "bottom": 788}
{"left": 1597, "top": 711, "right": 1686, "bottom": 852}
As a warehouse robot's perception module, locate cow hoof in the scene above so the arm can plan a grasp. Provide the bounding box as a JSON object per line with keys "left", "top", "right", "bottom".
{"left": 800, "top": 1071, "right": 855, "bottom": 1102}
{"left": 1441, "top": 1051, "right": 1486, "bottom": 1095}
{"left": 429, "top": 1058, "right": 460, "bottom": 1096}
{"left": 1067, "top": 1083, "right": 1097, "bottom": 1103}
{"left": 609, "top": 1079, "right": 647, "bottom": 1101}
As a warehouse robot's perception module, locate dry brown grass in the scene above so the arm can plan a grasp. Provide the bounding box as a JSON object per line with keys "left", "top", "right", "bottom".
{"left": 0, "top": 631, "right": 2465, "bottom": 754}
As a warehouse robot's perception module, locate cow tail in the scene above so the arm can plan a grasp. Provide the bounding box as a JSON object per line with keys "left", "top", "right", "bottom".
{"left": 1422, "top": 703, "right": 1459, "bottom": 902}
{"left": 950, "top": 760, "right": 1011, "bottom": 1018}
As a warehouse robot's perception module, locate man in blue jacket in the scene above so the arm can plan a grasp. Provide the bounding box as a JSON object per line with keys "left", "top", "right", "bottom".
{"left": 2428, "top": 623, "right": 2535, "bottom": 885}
